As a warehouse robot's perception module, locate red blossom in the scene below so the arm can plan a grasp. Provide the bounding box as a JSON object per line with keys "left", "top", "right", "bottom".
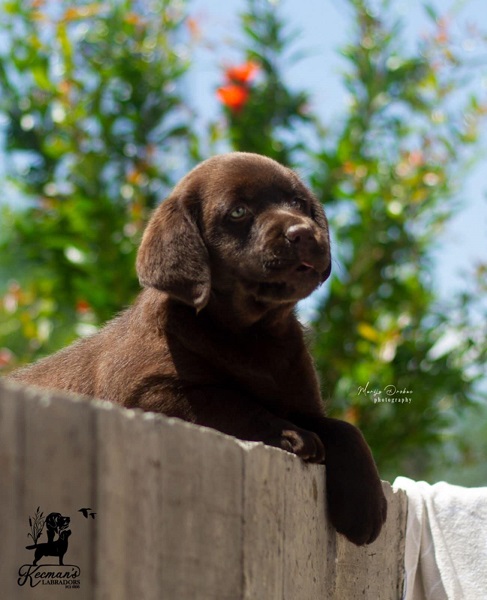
{"left": 224, "top": 61, "right": 259, "bottom": 84}
{"left": 186, "top": 17, "right": 201, "bottom": 41}
{"left": 408, "top": 150, "right": 424, "bottom": 167}
{"left": 216, "top": 84, "right": 250, "bottom": 112}
{"left": 0, "top": 348, "right": 13, "bottom": 367}
{"left": 216, "top": 61, "right": 260, "bottom": 113}
{"left": 76, "top": 299, "right": 91, "bottom": 314}
{"left": 435, "top": 17, "right": 449, "bottom": 44}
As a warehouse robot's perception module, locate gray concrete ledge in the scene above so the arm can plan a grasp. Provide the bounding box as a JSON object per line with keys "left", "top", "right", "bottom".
{"left": 0, "top": 379, "right": 406, "bottom": 599}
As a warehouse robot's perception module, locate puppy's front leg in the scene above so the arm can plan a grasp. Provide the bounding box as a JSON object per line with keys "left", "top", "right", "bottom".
{"left": 291, "top": 414, "right": 387, "bottom": 546}
{"left": 186, "top": 387, "right": 326, "bottom": 463}
{"left": 136, "top": 384, "right": 326, "bottom": 463}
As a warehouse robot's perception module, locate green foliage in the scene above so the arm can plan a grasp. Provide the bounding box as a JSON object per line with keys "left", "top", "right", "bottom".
{"left": 0, "top": 0, "right": 192, "bottom": 358}
{"left": 1, "top": 0, "right": 486, "bottom": 480}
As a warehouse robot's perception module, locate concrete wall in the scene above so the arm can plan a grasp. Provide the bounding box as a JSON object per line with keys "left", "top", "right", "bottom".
{"left": 0, "top": 380, "right": 407, "bottom": 599}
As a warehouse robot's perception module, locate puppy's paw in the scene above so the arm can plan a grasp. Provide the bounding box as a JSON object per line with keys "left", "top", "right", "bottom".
{"left": 326, "top": 473, "right": 387, "bottom": 545}
{"left": 323, "top": 419, "right": 388, "bottom": 545}
{"left": 268, "top": 428, "right": 325, "bottom": 463}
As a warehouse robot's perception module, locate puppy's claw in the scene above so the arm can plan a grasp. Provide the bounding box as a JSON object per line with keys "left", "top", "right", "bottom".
{"left": 278, "top": 429, "right": 325, "bottom": 463}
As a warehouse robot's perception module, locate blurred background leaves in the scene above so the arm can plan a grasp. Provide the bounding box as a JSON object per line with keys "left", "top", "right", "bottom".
{"left": 1, "top": 0, "right": 486, "bottom": 483}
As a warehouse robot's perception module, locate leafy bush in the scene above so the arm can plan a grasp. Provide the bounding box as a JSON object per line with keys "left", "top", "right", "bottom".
{"left": 1, "top": 0, "right": 486, "bottom": 480}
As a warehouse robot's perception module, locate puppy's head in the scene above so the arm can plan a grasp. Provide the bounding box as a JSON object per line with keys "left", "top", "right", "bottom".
{"left": 136, "top": 152, "right": 331, "bottom": 312}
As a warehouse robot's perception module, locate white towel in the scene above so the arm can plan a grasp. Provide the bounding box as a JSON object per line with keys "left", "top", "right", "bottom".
{"left": 393, "top": 476, "right": 487, "bottom": 600}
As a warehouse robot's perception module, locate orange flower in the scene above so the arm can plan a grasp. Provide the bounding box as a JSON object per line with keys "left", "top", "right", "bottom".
{"left": 435, "top": 18, "right": 449, "bottom": 45}
{"left": 127, "top": 169, "right": 143, "bottom": 185}
{"left": 186, "top": 17, "right": 201, "bottom": 41}
{"left": 342, "top": 161, "right": 356, "bottom": 175}
{"left": 224, "top": 61, "right": 259, "bottom": 84}
{"left": 217, "top": 84, "right": 250, "bottom": 112}
{"left": 216, "top": 61, "right": 259, "bottom": 113}
{"left": 408, "top": 150, "right": 424, "bottom": 167}
{"left": 76, "top": 299, "right": 91, "bottom": 315}
{"left": 0, "top": 348, "right": 13, "bottom": 368}
{"left": 344, "top": 406, "right": 360, "bottom": 425}
{"left": 63, "top": 5, "right": 103, "bottom": 21}
{"left": 124, "top": 12, "right": 142, "bottom": 26}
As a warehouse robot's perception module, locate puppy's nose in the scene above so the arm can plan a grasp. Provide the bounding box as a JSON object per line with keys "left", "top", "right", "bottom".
{"left": 285, "top": 224, "right": 314, "bottom": 244}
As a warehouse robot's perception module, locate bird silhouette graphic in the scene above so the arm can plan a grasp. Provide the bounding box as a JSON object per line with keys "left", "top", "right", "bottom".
{"left": 78, "top": 508, "right": 93, "bottom": 519}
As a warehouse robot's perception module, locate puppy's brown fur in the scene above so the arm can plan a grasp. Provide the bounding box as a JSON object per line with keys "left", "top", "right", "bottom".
{"left": 9, "top": 152, "right": 387, "bottom": 545}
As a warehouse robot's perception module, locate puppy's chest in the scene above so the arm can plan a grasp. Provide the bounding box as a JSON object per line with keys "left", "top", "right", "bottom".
{"left": 230, "top": 340, "right": 290, "bottom": 382}
{"left": 167, "top": 311, "right": 308, "bottom": 405}
{"left": 211, "top": 335, "right": 298, "bottom": 398}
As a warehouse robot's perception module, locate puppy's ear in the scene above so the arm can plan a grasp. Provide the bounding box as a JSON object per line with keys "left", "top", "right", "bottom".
{"left": 308, "top": 192, "right": 332, "bottom": 283}
{"left": 136, "top": 194, "right": 211, "bottom": 311}
{"left": 310, "top": 193, "right": 329, "bottom": 233}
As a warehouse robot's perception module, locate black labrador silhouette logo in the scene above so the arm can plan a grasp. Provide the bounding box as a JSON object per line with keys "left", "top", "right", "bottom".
{"left": 17, "top": 506, "right": 94, "bottom": 588}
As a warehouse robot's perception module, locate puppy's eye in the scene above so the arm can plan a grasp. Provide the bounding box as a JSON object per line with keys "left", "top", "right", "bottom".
{"left": 291, "top": 197, "right": 307, "bottom": 212}
{"left": 229, "top": 206, "right": 248, "bottom": 220}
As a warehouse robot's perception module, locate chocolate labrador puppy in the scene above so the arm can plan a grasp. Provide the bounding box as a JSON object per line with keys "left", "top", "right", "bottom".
{"left": 9, "top": 152, "right": 387, "bottom": 545}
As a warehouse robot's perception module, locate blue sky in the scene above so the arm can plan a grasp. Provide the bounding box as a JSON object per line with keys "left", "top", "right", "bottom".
{"left": 188, "top": 0, "right": 487, "bottom": 303}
